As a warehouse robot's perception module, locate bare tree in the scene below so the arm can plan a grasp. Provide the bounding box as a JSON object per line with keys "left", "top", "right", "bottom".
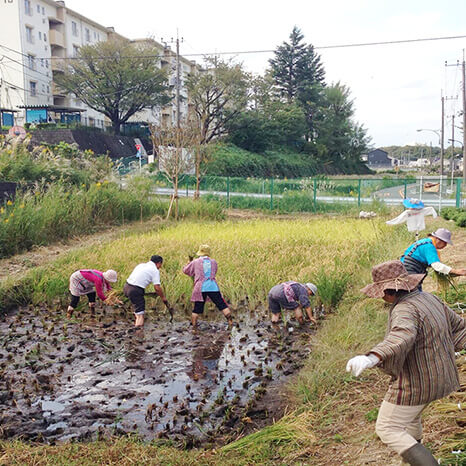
{"left": 149, "top": 122, "right": 197, "bottom": 219}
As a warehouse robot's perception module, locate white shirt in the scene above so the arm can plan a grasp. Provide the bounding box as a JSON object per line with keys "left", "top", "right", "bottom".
{"left": 127, "top": 261, "right": 160, "bottom": 289}
{"left": 386, "top": 207, "right": 437, "bottom": 232}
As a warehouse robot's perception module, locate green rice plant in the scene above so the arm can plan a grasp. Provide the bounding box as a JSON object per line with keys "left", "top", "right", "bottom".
{"left": 313, "top": 267, "right": 349, "bottom": 310}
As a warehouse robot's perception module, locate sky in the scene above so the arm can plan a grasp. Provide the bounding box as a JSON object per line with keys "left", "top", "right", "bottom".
{"left": 65, "top": 0, "right": 466, "bottom": 149}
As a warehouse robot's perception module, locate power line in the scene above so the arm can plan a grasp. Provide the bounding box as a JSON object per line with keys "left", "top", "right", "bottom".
{"left": 2, "top": 32, "right": 466, "bottom": 61}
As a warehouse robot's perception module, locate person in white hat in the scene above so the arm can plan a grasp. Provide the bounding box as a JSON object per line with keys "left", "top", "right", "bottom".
{"left": 400, "top": 228, "right": 466, "bottom": 288}
{"left": 67, "top": 268, "right": 120, "bottom": 318}
{"left": 346, "top": 260, "right": 466, "bottom": 465}
{"left": 267, "top": 281, "right": 318, "bottom": 325}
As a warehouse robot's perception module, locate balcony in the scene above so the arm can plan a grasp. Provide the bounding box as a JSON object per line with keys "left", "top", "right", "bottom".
{"left": 51, "top": 59, "right": 65, "bottom": 73}
{"left": 52, "top": 83, "right": 66, "bottom": 98}
{"left": 49, "top": 29, "right": 65, "bottom": 48}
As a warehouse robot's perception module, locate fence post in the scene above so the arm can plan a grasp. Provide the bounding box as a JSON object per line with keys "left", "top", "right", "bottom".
{"left": 357, "top": 179, "right": 361, "bottom": 207}
{"left": 404, "top": 179, "right": 407, "bottom": 199}
{"left": 227, "top": 176, "right": 230, "bottom": 208}
{"left": 313, "top": 178, "right": 317, "bottom": 205}
{"left": 270, "top": 178, "right": 274, "bottom": 210}
{"left": 456, "top": 178, "right": 462, "bottom": 208}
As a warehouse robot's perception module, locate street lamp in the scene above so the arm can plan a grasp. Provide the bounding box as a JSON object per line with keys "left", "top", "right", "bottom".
{"left": 417, "top": 128, "right": 444, "bottom": 176}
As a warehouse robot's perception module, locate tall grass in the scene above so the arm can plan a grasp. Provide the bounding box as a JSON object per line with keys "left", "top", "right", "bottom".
{"left": 0, "top": 182, "right": 224, "bottom": 259}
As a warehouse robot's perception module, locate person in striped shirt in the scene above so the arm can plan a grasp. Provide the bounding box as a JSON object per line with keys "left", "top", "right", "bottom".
{"left": 346, "top": 260, "right": 466, "bottom": 466}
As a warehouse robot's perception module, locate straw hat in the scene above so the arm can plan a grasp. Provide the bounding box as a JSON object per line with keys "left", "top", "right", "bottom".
{"left": 305, "top": 282, "right": 318, "bottom": 295}
{"left": 430, "top": 228, "right": 453, "bottom": 245}
{"left": 361, "top": 260, "right": 425, "bottom": 299}
{"left": 403, "top": 198, "right": 424, "bottom": 209}
{"left": 103, "top": 269, "right": 118, "bottom": 283}
{"left": 196, "top": 245, "right": 211, "bottom": 256}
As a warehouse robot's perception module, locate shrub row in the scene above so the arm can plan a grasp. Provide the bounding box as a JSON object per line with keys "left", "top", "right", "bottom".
{"left": 440, "top": 207, "right": 466, "bottom": 227}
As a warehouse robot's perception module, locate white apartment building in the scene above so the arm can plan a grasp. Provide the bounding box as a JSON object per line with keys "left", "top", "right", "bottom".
{"left": 0, "top": 0, "right": 196, "bottom": 130}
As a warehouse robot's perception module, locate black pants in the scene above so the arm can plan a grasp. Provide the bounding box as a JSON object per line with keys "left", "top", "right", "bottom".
{"left": 124, "top": 282, "right": 146, "bottom": 314}
{"left": 193, "top": 291, "right": 228, "bottom": 314}
{"left": 70, "top": 292, "right": 96, "bottom": 308}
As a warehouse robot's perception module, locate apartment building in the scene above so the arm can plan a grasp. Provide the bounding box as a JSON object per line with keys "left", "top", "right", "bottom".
{"left": 0, "top": 0, "right": 196, "bottom": 129}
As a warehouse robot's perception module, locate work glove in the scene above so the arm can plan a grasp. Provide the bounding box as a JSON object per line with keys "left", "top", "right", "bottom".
{"left": 346, "top": 354, "right": 380, "bottom": 377}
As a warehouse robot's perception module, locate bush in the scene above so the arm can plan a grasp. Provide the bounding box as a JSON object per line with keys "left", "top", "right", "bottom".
{"left": 313, "top": 268, "right": 349, "bottom": 310}
{"left": 440, "top": 207, "right": 466, "bottom": 227}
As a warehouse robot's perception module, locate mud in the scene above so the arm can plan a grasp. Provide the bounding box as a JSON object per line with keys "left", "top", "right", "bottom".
{"left": 0, "top": 303, "right": 316, "bottom": 446}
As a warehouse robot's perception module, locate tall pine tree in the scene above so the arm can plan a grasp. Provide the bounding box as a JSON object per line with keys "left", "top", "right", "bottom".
{"left": 269, "top": 26, "right": 325, "bottom": 139}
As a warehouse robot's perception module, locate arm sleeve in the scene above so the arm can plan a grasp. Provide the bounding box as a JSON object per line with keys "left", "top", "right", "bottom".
{"left": 445, "top": 305, "right": 466, "bottom": 350}
{"left": 431, "top": 261, "right": 452, "bottom": 274}
{"left": 94, "top": 277, "right": 107, "bottom": 301}
{"left": 183, "top": 261, "right": 195, "bottom": 277}
{"left": 422, "top": 243, "right": 441, "bottom": 265}
{"left": 370, "top": 305, "right": 418, "bottom": 377}
{"left": 151, "top": 269, "right": 161, "bottom": 286}
{"left": 424, "top": 207, "right": 438, "bottom": 218}
{"left": 386, "top": 211, "right": 408, "bottom": 225}
{"left": 296, "top": 285, "right": 311, "bottom": 308}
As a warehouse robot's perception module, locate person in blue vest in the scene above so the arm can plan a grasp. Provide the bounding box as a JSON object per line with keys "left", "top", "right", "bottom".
{"left": 400, "top": 228, "right": 466, "bottom": 288}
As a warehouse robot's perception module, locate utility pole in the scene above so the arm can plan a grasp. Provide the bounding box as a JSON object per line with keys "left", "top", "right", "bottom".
{"left": 462, "top": 51, "right": 466, "bottom": 183}
{"left": 441, "top": 94, "right": 445, "bottom": 176}
{"left": 175, "top": 32, "right": 181, "bottom": 129}
{"left": 452, "top": 114, "right": 455, "bottom": 189}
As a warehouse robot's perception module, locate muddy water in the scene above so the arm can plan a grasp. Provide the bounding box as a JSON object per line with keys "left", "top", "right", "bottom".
{"left": 0, "top": 304, "right": 315, "bottom": 445}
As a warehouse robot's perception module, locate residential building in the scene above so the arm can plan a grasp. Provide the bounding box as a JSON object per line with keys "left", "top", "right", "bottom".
{"left": 0, "top": 0, "right": 196, "bottom": 129}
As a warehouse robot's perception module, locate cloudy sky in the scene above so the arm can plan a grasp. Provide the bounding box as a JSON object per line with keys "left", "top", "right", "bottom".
{"left": 66, "top": 0, "right": 466, "bottom": 148}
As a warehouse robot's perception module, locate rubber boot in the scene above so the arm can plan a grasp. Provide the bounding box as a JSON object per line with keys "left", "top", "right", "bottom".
{"left": 400, "top": 443, "right": 438, "bottom": 465}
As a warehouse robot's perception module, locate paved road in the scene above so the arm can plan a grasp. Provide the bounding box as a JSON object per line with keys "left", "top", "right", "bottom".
{"left": 152, "top": 185, "right": 461, "bottom": 207}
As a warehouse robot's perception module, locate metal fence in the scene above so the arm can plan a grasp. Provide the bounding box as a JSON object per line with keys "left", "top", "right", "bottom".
{"left": 149, "top": 174, "right": 465, "bottom": 210}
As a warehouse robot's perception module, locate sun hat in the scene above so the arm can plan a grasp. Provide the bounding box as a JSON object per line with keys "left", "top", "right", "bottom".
{"left": 360, "top": 260, "right": 425, "bottom": 299}
{"left": 430, "top": 228, "right": 453, "bottom": 245}
{"left": 103, "top": 269, "right": 118, "bottom": 283}
{"left": 196, "top": 245, "right": 211, "bottom": 256}
{"left": 305, "top": 282, "right": 318, "bottom": 295}
{"left": 403, "top": 198, "right": 424, "bottom": 209}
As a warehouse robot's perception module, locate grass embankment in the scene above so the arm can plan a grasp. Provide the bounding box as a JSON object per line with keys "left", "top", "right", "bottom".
{"left": 1, "top": 217, "right": 464, "bottom": 465}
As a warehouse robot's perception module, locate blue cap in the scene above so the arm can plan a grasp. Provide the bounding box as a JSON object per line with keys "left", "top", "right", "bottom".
{"left": 403, "top": 198, "right": 424, "bottom": 209}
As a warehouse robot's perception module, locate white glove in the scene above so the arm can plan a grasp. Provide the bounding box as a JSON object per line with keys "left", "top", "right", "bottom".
{"left": 346, "top": 354, "right": 380, "bottom": 377}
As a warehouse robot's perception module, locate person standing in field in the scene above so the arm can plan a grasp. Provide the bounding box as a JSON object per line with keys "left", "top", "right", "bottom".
{"left": 67, "top": 269, "right": 120, "bottom": 318}
{"left": 183, "top": 245, "right": 233, "bottom": 329}
{"left": 346, "top": 260, "right": 466, "bottom": 466}
{"left": 267, "top": 281, "right": 318, "bottom": 325}
{"left": 124, "top": 255, "right": 170, "bottom": 327}
{"left": 400, "top": 228, "right": 466, "bottom": 288}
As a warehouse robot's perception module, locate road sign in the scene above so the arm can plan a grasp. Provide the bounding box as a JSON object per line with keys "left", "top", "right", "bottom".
{"left": 8, "top": 126, "right": 27, "bottom": 139}
{"left": 135, "top": 144, "right": 142, "bottom": 158}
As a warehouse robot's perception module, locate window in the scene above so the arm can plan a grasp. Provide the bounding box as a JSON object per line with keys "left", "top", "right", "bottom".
{"left": 72, "top": 21, "right": 78, "bottom": 37}
{"left": 42, "top": 6, "right": 45, "bottom": 14}
{"left": 29, "top": 81, "right": 37, "bottom": 97}
{"left": 25, "top": 26, "right": 34, "bottom": 43}
{"left": 36, "top": 4, "right": 40, "bottom": 13}
{"left": 47, "top": 85, "right": 50, "bottom": 93}
{"left": 42, "top": 84, "right": 45, "bottom": 92}
{"left": 45, "top": 59, "right": 49, "bottom": 68}
{"left": 73, "top": 45, "right": 79, "bottom": 57}
{"left": 24, "top": 0, "right": 32, "bottom": 15}
{"left": 38, "top": 31, "right": 42, "bottom": 40}
{"left": 44, "top": 33, "right": 47, "bottom": 42}
{"left": 85, "top": 28, "right": 90, "bottom": 42}
{"left": 27, "top": 54, "right": 35, "bottom": 70}
{"left": 40, "top": 58, "right": 44, "bottom": 67}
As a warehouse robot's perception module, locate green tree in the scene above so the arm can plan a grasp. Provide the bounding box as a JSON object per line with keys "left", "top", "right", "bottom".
{"left": 186, "top": 57, "right": 250, "bottom": 144}
{"left": 55, "top": 38, "right": 171, "bottom": 134}
{"left": 269, "top": 26, "right": 326, "bottom": 139}
{"left": 313, "top": 82, "right": 370, "bottom": 162}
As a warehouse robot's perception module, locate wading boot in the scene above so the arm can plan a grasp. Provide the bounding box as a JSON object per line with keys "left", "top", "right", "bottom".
{"left": 400, "top": 443, "right": 438, "bottom": 465}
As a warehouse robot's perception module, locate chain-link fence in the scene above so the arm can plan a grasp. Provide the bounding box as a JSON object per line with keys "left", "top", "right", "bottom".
{"left": 148, "top": 174, "right": 465, "bottom": 211}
